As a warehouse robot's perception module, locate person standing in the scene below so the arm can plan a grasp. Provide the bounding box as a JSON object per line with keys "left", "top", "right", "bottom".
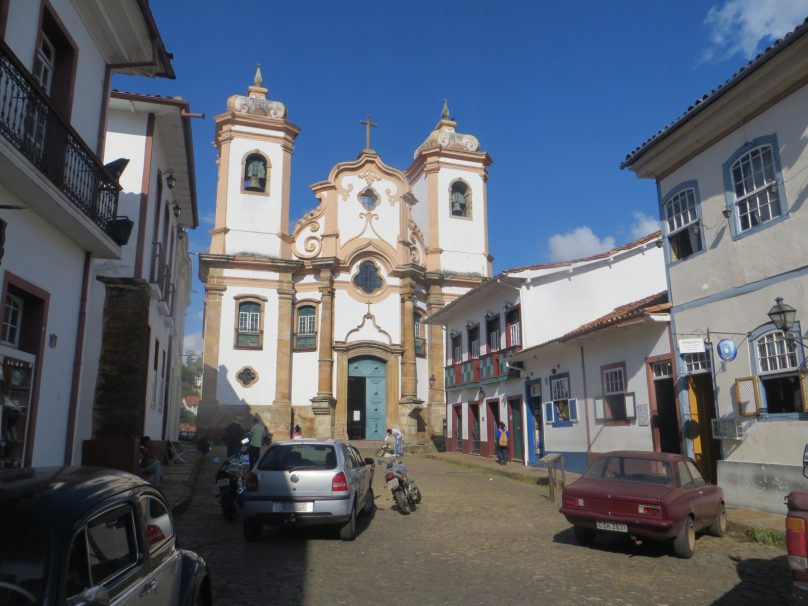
{"left": 390, "top": 427, "right": 404, "bottom": 456}
{"left": 248, "top": 416, "right": 264, "bottom": 467}
{"left": 495, "top": 421, "right": 510, "bottom": 465}
{"left": 224, "top": 416, "right": 245, "bottom": 458}
{"left": 292, "top": 424, "right": 303, "bottom": 439}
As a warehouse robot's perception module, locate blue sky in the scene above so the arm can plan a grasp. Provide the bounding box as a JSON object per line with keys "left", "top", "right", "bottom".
{"left": 115, "top": 0, "right": 808, "bottom": 356}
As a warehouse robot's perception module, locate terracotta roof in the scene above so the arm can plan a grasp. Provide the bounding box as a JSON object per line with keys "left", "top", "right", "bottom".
{"left": 515, "top": 291, "right": 670, "bottom": 357}
{"left": 621, "top": 17, "right": 808, "bottom": 169}
{"left": 505, "top": 231, "right": 661, "bottom": 274}
{"left": 184, "top": 394, "right": 201, "bottom": 407}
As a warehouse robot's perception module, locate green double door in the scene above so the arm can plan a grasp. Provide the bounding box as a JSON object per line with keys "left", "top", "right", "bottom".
{"left": 347, "top": 357, "right": 387, "bottom": 440}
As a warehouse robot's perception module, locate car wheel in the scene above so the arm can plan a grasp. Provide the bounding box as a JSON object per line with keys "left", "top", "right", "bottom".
{"left": 339, "top": 502, "right": 357, "bottom": 541}
{"left": 363, "top": 487, "right": 374, "bottom": 514}
{"left": 673, "top": 516, "right": 695, "bottom": 559}
{"left": 573, "top": 525, "right": 596, "bottom": 545}
{"left": 243, "top": 517, "right": 262, "bottom": 542}
{"left": 393, "top": 490, "right": 410, "bottom": 515}
{"left": 707, "top": 504, "right": 727, "bottom": 537}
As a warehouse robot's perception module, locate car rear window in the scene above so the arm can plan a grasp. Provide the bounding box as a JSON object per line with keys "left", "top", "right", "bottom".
{"left": 584, "top": 456, "right": 674, "bottom": 486}
{"left": 0, "top": 518, "right": 47, "bottom": 604}
{"left": 258, "top": 444, "right": 337, "bottom": 471}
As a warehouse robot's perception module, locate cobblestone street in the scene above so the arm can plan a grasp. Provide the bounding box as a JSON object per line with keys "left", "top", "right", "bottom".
{"left": 175, "top": 449, "right": 793, "bottom": 606}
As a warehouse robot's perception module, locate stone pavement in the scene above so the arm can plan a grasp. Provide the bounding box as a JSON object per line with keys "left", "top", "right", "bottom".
{"left": 159, "top": 443, "right": 786, "bottom": 535}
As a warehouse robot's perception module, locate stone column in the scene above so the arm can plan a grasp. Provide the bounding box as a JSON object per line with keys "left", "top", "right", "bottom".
{"left": 310, "top": 265, "right": 336, "bottom": 437}
{"left": 197, "top": 281, "right": 226, "bottom": 435}
{"left": 427, "top": 283, "right": 446, "bottom": 444}
{"left": 399, "top": 278, "right": 418, "bottom": 403}
{"left": 272, "top": 274, "right": 294, "bottom": 435}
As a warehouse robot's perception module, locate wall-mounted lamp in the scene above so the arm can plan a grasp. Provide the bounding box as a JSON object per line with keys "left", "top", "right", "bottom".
{"left": 551, "top": 367, "right": 557, "bottom": 375}
{"left": 689, "top": 223, "right": 700, "bottom": 236}
{"left": 166, "top": 172, "right": 176, "bottom": 190}
{"left": 722, "top": 208, "right": 732, "bottom": 219}
{"left": 503, "top": 300, "right": 514, "bottom": 311}
{"left": 485, "top": 310, "right": 497, "bottom": 320}
{"left": 428, "top": 374, "right": 436, "bottom": 389}
{"left": 449, "top": 329, "right": 458, "bottom": 338}
{"left": 172, "top": 204, "right": 182, "bottom": 218}
{"left": 768, "top": 297, "right": 797, "bottom": 332}
{"left": 465, "top": 321, "right": 476, "bottom": 329}
{"left": 655, "top": 239, "right": 663, "bottom": 248}
{"left": 48, "top": 334, "right": 58, "bottom": 348}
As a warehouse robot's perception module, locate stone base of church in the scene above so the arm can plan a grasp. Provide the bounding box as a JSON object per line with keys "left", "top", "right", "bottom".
{"left": 397, "top": 399, "right": 426, "bottom": 441}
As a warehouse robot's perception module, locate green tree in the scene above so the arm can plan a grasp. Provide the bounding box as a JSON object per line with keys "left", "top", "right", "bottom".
{"left": 181, "top": 352, "right": 203, "bottom": 398}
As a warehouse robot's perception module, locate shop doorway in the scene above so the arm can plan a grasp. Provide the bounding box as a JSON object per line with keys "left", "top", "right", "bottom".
{"left": 485, "top": 399, "right": 499, "bottom": 459}
{"left": 647, "top": 357, "right": 681, "bottom": 454}
{"left": 468, "top": 403, "right": 480, "bottom": 454}
{"left": 347, "top": 357, "right": 386, "bottom": 440}
{"left": 687, "top": 373, "right": 720, "bottom": 483}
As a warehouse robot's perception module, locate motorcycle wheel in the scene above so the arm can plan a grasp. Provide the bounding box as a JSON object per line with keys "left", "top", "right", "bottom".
{"left": 221, "top": 494, "right": 236, "bottom": 521}
{"left": 411, "top": 485, "right": 422, "bottom": 504}
{"left": 393, "top": 489, "right": 410, "bottom": 515}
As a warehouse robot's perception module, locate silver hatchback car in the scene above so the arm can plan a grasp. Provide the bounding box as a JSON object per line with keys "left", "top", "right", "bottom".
{"left": 242, "top": 439, "right": 375, "bottom": 541}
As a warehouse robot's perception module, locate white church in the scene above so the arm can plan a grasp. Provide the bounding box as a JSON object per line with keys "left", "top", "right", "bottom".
{"left": 198, "top": 68, "right": 493, "bottom": 443}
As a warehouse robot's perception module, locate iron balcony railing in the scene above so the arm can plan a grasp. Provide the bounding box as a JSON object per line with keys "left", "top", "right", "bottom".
{"left": 0, "top": 39, "right": 119, "bottom": 234}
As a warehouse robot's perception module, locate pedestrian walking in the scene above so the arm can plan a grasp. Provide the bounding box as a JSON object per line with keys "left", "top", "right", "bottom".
{"left": 495, "top": 421, "right": 510, "bottom": 465}
{"left": 248, "top": 416, "right": 264, "bottom": 467}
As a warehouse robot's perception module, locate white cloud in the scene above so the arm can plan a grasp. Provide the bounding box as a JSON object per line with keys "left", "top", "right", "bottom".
{"left": 702, "top": 0, "right": 808, "bottom": 62}
{"left": 630, "top": 211, "right": 660, "bottom": 239}
{"left": 183, "top": 332, "right": 203, "bottom": 357}
{"left": 548, "top": 227, "right": 615, "bottom": 262}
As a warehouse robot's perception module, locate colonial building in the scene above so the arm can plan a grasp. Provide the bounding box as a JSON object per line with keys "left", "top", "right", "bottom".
{"left": 427, "top": 233, "right": 669, "bottom": 472}
{"left": 78, "top": 91, "right": 198, "bottom": 463}
{"left": 621, "top": 19, "right": 808, "bottom": 512}
{"left": 198, "top": 72, "right": 492, "bottom": 443}
{"left": 0, "top": 0, "right": 173, "bottom": 468}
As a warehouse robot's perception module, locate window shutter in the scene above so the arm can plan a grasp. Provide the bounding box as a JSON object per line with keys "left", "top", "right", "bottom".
{"left": 735, "top": 376, "right": 761, "bottom": 416}
{"left": 624, "top": 393, "right": 636, "bottom": 418}
{"left": 800, "top": 370, "right": 808, "bottom": 413}
{"left": 544, "top": 402, "right": 555, "bottom": 425}
{"left": 594, "top": 397, "right": 605, "bottom": 421}
{"left": 568, "top": 399, "right": 578, "bottom": 421}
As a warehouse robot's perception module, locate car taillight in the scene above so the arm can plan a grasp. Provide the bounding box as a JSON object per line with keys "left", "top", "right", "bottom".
{"left": 637, "top": 504, "right": 662, "bottom": 516}
{"left": 385, "top": 471, "right": 394, "bottom": 482}
{"left": 146, "top": 524, "right": 165, "bottom": 546}
{"left": 332, "top": 471, "right": 348, "bottom": 492}
{"left": 563, "top": 496, "right": 584, "bottom": 507}
{"left": 787, "top": 516, "right": 808, "bottom": 570}
{"left": 245, "top": 472, "right": 258, "bottom": 492}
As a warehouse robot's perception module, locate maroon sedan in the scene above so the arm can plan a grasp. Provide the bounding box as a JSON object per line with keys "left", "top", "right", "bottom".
{"left": 560, "top": 451, "right": 726, "bottom": 558}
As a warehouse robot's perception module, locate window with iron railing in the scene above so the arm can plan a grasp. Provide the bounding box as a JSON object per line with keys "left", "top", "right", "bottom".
{"left": 236, "top": 301, "right": 263, "bottom": 349}
{"left": 295, "top": 305, "right": 317, "bottom": 350}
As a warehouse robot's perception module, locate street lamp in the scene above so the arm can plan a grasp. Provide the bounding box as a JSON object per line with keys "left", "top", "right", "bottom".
{"left": 767, "top": 297, "right": 797, "bottom": 332}
{"left": 172, "top": 204, "right": 182, "bottom": 218}
{"left": 428, "top": 374, "right": 436, "bottom": 389}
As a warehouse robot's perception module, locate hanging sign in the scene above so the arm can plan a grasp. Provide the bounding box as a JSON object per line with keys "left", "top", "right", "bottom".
{"left": 716, "top": 339, "right": 738, "bottom": 362}
{"left": 678, "top": 338, "right": 705, "bottom": 354}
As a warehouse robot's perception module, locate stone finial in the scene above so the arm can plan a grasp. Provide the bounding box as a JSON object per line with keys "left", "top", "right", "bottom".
{"left": 254, "top": 64, "right": 263, "bottom": 88}
{"left": 441, "top": 98, "right": 450, "bottom": 120}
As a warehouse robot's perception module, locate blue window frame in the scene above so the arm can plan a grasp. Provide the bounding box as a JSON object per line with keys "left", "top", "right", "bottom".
{"left": 722, "top": 135, "right": 789, "bottom": 239}
{"left": 544, "top": 373, "right": 578, "bottom": 427}
{"left": 748, "top": 321, "right": 806, "bottom": 416}
{"left": 661, "top": 181, "right": 703, "bottom": 263}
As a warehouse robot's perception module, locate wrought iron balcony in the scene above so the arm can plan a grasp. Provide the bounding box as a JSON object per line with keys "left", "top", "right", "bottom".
{"left": 0, "top": 39, "right": 120, "bottom": 236}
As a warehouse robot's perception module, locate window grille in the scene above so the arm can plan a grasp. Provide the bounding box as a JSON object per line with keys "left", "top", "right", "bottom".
{"left": 359, "top": 189, "right": 378, "bottom": 211}
{"left": 550, "top": 376, "right": 570, "bottom": 401}
{"left": 756, "top": 331, "right": 798, "bottom": 373}
{"left": 354, "top": 260, "right": 382, "bottom": 293}
{"left": 683, "top": 352, "right": 711, "bottom": 374}
{"left": 603, "top": 367, "right": 625, "bottom": 394}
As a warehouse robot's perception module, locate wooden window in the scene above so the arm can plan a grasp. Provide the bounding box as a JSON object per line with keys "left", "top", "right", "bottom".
{"left": 664, "top": 187, "right": 702, "bottom": 261}
{"left": 595, "top": 363, "right": 635, "bottom": 422}
{"left": 295, "top": 304, "right": 317, "bottom": 351}
{"left": 414, "top": 312, "right": 426, "bottom": 357}
{"left": 486, "top": 314, "right": 500, "bottom": 352}
{"left": 730, "top": 145, "right": 782, "bottom": 232}
{"left": 506, "top": 308, "right": 521, "bottom": 347}
{"left": 32, "top": 6, "right": 77, "bottom": 118}
{"left": 2, "top": 293, "right": 22, "bottom": 347}
{"left": 545, "top": 373, "right": 577, "bottom": 426}
{"left": 756, "top": 330, "right": 798, "bottom": 373}
{"left": 451, "top": 334, "right": 461, "bottom": 364}
{"left": 683, "top": 352, "right": 711, "bottom": 374}
{"left": 467, "top": 325, "right": 479, "bottom": 359}
{"left": 235, "top": 299, "right": 263, "bottom": 349}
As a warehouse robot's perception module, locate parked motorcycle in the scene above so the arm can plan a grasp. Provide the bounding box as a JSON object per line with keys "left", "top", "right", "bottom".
{"left": 215, "top": 437, "right": 250, "bottom": 521}
{"left": 786, "top": 443, "right": 808, "bottom": 604}
{"left": 380, "top": 457, "right": 421, "bottom": 515}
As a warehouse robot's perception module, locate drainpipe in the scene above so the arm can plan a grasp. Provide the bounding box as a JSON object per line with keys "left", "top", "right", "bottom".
{"left": 580, "top": 344, "right": 591, "bottom": 460}
{"left": 64, "top": 251, "right": 92, "bottom": 464}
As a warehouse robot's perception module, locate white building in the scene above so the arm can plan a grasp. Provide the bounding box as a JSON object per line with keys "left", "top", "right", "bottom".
{"left": 621, "top": 19, "right": 808, "bottom": 511}
{"left": 428, "top": 233, "right": 669, "bottom": 471}
{"left": 0, "top": 0, "right": 173, "bottom": 467}
{"left": 198, "top": 76, "right": 491, "bottom": 442}
{"left": 76, "top": 91, "right": 198, "bottom": 460}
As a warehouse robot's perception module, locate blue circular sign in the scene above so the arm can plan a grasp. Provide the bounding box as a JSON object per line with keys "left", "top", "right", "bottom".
{"left": 716, "top": 339, "right": 737, "bottom": 362}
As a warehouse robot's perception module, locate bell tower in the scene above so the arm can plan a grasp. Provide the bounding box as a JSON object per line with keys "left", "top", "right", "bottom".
{"left": 407, "top": 100, "right": 492, "bottom": 278}
{"left": 209, "top": 65, "right": 300, "bottom": 259}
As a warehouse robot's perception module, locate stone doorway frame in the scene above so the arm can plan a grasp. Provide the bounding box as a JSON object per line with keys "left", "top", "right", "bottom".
{"left": 333, "top": 340, "right": 402, "bottom": 440}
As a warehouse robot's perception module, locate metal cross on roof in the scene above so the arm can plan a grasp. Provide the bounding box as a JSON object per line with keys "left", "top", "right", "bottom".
{"left": 360, "top": 114, "right": 378, "bottom": 151}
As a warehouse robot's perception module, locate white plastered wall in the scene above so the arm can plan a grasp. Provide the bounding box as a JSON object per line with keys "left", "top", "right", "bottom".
{"left": 438, "top": 166, "right": 487, "bottom": 275}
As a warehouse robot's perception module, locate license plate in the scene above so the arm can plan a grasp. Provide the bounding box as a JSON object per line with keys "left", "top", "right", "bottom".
{"left": 386, "top": 479, "right": 399, "bottom": 490}
{"left": 217, "top": 478, "right": 230, "bottom": 489}
{"left": 596, "top": 521, "right": 628, "bottom": 533}
{"left": 275, "top": 502, "right": 313, "bottom": 513}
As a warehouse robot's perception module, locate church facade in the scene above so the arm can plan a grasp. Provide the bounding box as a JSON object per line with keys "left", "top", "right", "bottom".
{"left": 197, "top": 70, "right": 492, "bottom": 443}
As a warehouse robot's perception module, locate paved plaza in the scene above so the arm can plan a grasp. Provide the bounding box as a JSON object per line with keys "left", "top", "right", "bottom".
{"left": 174, "top": 448, "right": 792, "bottom": 606}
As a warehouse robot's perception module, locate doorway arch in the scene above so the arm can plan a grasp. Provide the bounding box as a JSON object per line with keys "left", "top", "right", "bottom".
{"left": 347, "top": 356, "right": 386, "bottom": 440}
